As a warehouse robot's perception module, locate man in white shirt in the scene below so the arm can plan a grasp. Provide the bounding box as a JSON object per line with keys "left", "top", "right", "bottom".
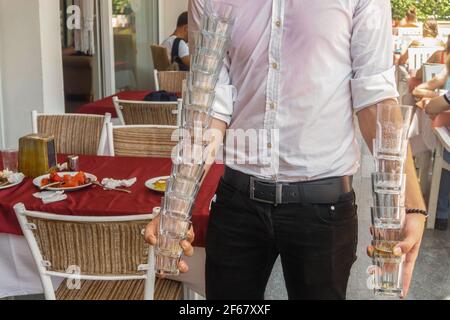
{"left": 161, "top": 11, "right": 190, "bottom": 71}
{"left": 147, "top": 0, "right": 427, "bottom": 300}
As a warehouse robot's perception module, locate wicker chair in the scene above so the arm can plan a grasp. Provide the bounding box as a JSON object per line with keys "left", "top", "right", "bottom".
{"left": 108, "top": 124, "right": 179, "bottom": 158}
{"left": 151, "top": 45, "right": 171, "bottom": 71}
{"left": 113, "top": 96, "right": 182, "bottom": 127}
{"left": 32, "top": 111, "right": 111, "bottom": 156}
{"left": 154, "top": 70, "right": 188, "bottom": 93}
{"left": 14, "top": 203, "right": 183, "bottom": 300}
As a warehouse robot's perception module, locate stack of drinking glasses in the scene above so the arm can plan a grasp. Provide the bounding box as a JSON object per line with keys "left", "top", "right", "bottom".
{"left": 370, "top": 104, "right": 414, "bottom": 297}
{"left": 155, "top": 0, "right": 235, "bottom": 276}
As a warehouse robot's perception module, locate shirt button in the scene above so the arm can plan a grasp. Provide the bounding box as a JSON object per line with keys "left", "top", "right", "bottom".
{"left": 275, "top": 20, "right": 281, "bottom": 28}
{"left": 272, "top": 62, "right": 278, "bottom": 70}
{"left": 267, "top": 143, "right": 272, "bottom": 149}
{"left": 270, "top": 102, "right": 277, "bottom": 110}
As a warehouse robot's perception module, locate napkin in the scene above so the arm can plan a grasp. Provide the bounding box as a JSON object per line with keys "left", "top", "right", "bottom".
{"left": 101, "top": 178, "right": 137, "bottom": 190}
{"left": 33, "top": 191, "right": 68, "bottom": 204}
{"left": 1, "top": 170, "right": 25, "bottom": 184}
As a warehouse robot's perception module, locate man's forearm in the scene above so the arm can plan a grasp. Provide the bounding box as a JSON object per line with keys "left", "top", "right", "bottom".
{"left": 357, "top": 101, "right": 426, "bottom": 211}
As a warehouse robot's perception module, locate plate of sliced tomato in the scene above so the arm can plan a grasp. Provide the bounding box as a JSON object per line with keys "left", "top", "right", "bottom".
{"left": 33, "top": 171, "right": 97, "bottom": 192}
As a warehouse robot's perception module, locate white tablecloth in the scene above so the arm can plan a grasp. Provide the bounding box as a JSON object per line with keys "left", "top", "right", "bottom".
{"left": 0, "top": 234, "right": 206, "bottom": 299}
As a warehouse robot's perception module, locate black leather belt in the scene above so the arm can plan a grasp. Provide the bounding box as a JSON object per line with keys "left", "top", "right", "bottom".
{"left": 223, "top": 167, "right": 353, "bottom": 205}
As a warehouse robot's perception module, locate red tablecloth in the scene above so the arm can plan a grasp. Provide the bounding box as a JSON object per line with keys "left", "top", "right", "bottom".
{"left": 77, "top": 91, "right": 152, "bottom": 118}
{"left": 0, "top": 155, "right": 224, "bottom": 248}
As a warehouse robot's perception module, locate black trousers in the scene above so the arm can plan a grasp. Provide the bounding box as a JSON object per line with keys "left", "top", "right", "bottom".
{"left": 205, "top": 177, "right": 358, "bottom": 300}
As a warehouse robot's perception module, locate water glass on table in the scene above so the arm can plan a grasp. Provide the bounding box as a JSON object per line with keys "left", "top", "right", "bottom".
{"left": 1, "top": 149, "right": 19, "bottom": 172}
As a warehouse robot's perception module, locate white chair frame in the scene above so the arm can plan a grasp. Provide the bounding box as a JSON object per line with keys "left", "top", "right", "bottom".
{"left": 112, "top": 96, "right": 182, "bottom": 127}
{"left": 408, "top": 47, "right": 443, "bottom": 72}
{"left": 106, "top": 123, "right": 179, "bottom": 157}
{"left": 14, "top": 203, "right": 157, "bottom": 300}
{"left": 393, "top": 27, "right": 423, "bottom": 38}
{"left": 422, "top": 63, "right": 446, "bottom": 83}
{"left": 427, "top": 127, "right": 450, "bottom": 229}
{"left": 154, "top": 69, "right": 160, "bottom": 91}
{"left": 31, "top": 111, "right": 111, "bottom": 156}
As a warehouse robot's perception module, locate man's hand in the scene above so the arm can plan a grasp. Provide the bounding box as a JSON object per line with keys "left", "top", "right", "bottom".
{"left": 367, "top": 214, "right": 425, "bottom": 298}
{"left": 144, "top": 216, "right": 195, "bottom": 274}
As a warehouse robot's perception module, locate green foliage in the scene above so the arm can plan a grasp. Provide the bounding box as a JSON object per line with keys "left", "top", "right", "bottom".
{"left": 112, "top": 0, "right": 133, "bottom": 15}
{"left": 391, "top": 0, "right": 450, "bottom": 21}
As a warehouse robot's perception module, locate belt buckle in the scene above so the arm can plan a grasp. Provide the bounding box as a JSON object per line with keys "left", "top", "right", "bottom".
{"left": 249, "top": 177, "right": 283, "bottom": 205}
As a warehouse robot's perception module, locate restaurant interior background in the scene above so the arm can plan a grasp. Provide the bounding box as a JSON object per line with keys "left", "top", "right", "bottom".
{"left": 0, "top": 0, "right": 187, "bottom": 150}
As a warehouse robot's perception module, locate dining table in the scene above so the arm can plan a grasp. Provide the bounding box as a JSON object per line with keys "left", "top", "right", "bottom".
{"left": 0, "top": 154, "right": 224, "bottom": 298}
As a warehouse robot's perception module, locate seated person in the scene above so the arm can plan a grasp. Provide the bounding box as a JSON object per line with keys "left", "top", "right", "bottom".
{"left": 413, "top": 68, "right": 448, "bottom": 99}
{"left": 399, "top": 18, "right": 446, "bottom": 66}
{"left": 399, "top": 6, "right": 420, "bottom": 28}
{"left": 161, "top": 11, "right": 190, "bottom": 71}
{"left": 423, "top": 56, "right": 450, "bottom": 231}
{"left": 415, "top": 35, "right": 450, "bottom": 82}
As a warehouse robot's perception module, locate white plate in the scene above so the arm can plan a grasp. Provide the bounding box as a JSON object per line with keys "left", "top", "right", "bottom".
{"left": 0, "top": 176, "right": 25, "bottom": 190}
{"left": 33, "top": 172, "right": 98, "bottom": 192}
{"left": 145, "top": 176, "right": 170, "bottom": 193}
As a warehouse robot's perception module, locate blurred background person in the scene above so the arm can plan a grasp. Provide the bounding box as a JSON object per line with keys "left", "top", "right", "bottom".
{"left": 161, "top": 11, "right": 190, "bottom": 71}
{"left": 399, "top": 6, "right": 419, "bottom": 27}
{"left": 399, "top": 18, "right": 445, "bottom": 66}
{"left": 423, "top": 55, "right": 450, "bottom": 230}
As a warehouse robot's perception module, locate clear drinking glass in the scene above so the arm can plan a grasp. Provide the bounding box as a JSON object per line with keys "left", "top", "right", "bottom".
{"left": 372, "top": 173, "right": 406, "bottom": 195}
{"left": 155, "top": 252, "right": 181, "bottom": 276}
{"left": 202, "top": 14, "right": 234, "bottom": 36}
{"left": 160, "top": 211, "right": 192, "bottom": 238}
{"left": 166, "top": 177, "right": 200, "bottom": 199}
{"left": 195, "top": 30, "right": 229, "bottom": 53}
{"left": 202, "top": 0, "right": 235, "bottom": 37}
{"left": 371, "top": 207, "right": 406, "bottom": 229}
{"left": 373, "top": 192, "right": 405, "bottom": 208}
{"left": 164, "top": 192, "right": 196, "bottom": 220}
{"left": 204, "top": 0, "right": 235, "bottom": 22}
{"left": 372, "top": 255, "right": 404, "bottom": 297}
{"left": 183, "top": 105, "right": 213, "bottom": 129}
{"left": 190, "top": 69, "right": 220, "bottom": 91}
{"left": 375, "top": 158, "right": 406, "bottom": 175}
{"left": 192, "top": 47, "right": 225, "bottom": 75}
{"left": 371, "top": 228, "right": 404, "bottom": 297}
{"left": 157, "top": 233, "right": 184, "bottom": 257}
{"left": 375, "top": 104, "right": 413, "bottom": 159}
{"left": 172, "top": 162, "right": 205, "bottom": 183}
{"left": 183, "top": 84, "right": 216, "bottom": 110}
{"left": 1, "top": 149, "right": 19, "bottom": 172}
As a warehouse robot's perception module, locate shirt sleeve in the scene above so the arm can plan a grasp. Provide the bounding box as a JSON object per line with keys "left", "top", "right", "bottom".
{"left": 178, "top": 40, "right": 190, "bottom": 58}
{"left": 189, "top": 0, "right": 236, "bottom": 125}
{"left": 350, "top": 0, "right": 399, "bottom": 112}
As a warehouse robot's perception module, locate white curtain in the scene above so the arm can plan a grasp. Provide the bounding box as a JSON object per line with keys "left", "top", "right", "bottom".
{"left": 74, "top": 0, "right": 95, "bottom": 55}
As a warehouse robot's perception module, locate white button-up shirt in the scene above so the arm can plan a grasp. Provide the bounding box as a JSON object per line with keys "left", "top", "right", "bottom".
{"left": 189, "top": 0, "right": 398, "bottom": 182}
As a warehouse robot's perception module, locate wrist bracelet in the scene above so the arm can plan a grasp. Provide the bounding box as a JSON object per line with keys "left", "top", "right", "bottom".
{"left": 406, "top": 208, "right": 429, "bottom": 218}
